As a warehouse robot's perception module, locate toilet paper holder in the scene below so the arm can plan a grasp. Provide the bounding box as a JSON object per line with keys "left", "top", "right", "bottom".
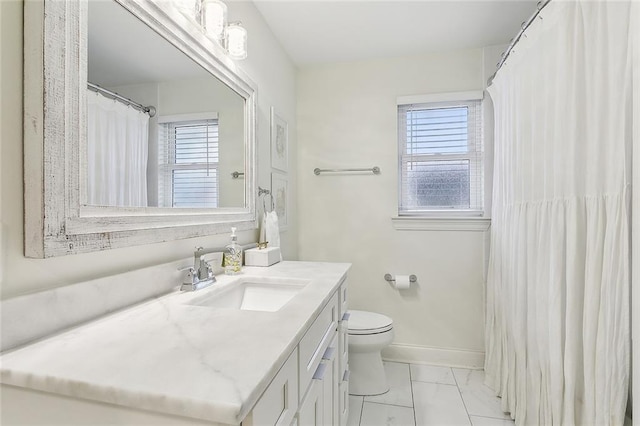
{"left": 384, "top": 274, "right": 417, "bottom": 283}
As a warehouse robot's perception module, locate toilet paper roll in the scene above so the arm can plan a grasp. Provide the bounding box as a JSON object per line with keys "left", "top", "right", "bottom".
{"left": 394, "top": 275, "right": 411, "bottom": 289}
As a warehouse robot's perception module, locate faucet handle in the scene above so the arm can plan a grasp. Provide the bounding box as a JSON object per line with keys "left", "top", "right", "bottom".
{"left": 184, "top": 267, "right": 196, "bottom": 283}
{"left": 205, "top": 262, "right": 214, "bottom": 279}
{"left": 197, "top": 258, "right": 213, "bottom": 280}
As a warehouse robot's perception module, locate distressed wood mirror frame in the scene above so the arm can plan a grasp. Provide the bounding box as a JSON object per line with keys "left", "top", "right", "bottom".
{"left": 24, "top": 0, "right": 258, "bottom": 258}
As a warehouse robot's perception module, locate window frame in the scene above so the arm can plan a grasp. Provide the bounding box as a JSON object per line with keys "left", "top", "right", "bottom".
{"left": 397, "top": 91, "right": 484, "bottom": 218}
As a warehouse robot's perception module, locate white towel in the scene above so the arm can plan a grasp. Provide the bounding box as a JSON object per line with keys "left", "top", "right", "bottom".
{"left": 264, "top": 211, "right": 283, "bottom": 261}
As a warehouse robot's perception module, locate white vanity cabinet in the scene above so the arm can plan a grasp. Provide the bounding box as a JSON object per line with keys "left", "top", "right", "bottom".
{"left": 0, "top": 265, "right": 351, "bottom": 426}
{"left": 246, "top": 279, "right": 348, "bottom": 426}
{"left": 338, "top": 282, "right": 350, "bottom": 426}
{"left": 294, "top": 279, "right": 349, "bottom": 426}
{"left": 297, "top": 290, "right": 339, "bottom": 426}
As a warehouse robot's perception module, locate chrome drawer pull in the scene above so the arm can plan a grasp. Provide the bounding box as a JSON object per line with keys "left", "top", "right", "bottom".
{"left": 341, "top": 312, "right": 351, "bottom": 321}
{"left": 313, "top": 363, "right": 328, "bottom": 380}
{"left": 322, "top": 346, "right": 336, "bottom": 361}
{"left": 343, "top": 370, "right": 350, "bottom": 382}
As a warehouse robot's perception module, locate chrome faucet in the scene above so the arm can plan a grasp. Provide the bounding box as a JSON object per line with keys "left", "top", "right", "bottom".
{"left": 180, "top": 243, "right": 257, "bottom": 291}
{"left": 193, "top": 247, "right": 212, "bottom": 281}
{"left": 181, "top": 246, "right": 223, "bottom": 291}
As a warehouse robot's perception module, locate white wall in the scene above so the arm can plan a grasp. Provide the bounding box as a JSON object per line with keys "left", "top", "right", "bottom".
{"left": 0, "top": 0, "right": 8, "bottom": 292}
{"left": 226, "top": 1, "right": 298, "bottom": 256}
{"left": 0, "top": 0, "right": 297, "bottom": 299}
{"left": 297, "top": 48, "right": 501, "bottom": 363}
{"left": 631, "top": 2, "right": 639, "bottom": 422}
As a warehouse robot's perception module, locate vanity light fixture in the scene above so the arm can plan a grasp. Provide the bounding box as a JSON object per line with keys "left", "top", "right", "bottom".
{"left": 180, "top": 0, "right": 247, "bottom": 60}
{"left": 225, "top": 21, "right": 248, "bottom": 60}
{"left": 201, "top": 0, "right": 227, "bottom": 42}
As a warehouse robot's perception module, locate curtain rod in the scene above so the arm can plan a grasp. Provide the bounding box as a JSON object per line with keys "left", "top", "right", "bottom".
{"left": 487, "top": 0, "right": 552, "bottom": 86}
{"left": 87, "top": 82, "right": 157, "bottom": 117}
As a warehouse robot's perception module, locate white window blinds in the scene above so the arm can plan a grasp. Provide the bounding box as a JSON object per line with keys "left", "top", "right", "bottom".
{"left": 398, "top": 98, "right": 483, "bottom": 215}
{"left": 158, "top": 116, "right": 219, "bottom": 208}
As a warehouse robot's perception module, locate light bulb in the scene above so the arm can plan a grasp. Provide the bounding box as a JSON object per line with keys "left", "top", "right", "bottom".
{"left": 202, "top": 0, "right": 227, "bottom": 42}
{"left": 226, "top": 22, "right": 247, "bottom": 60}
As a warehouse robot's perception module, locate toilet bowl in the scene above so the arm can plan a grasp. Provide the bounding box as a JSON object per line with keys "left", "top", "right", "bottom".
{"left": 347, "top": 310, "right": 394, "bottom": 396}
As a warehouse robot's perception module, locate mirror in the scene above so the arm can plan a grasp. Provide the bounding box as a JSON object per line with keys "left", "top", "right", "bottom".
{"left": 87, "top": 1, "right": 245, "bottom": 209}
{"left": 23, "top": 0, "right": 257, "bottom": 258}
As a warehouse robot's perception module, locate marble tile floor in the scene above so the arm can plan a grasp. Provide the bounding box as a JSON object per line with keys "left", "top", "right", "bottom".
{"left": 348, "top": 362, "right": 515, "bottom": 426}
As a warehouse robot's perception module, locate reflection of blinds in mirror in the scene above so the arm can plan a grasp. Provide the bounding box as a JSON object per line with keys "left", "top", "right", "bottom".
{"left": 172, "top": 169, "right": 218, "bottom": 208}
{"left": 398, "top": 100, "right": 483, "bottom": 214}
{"left": 158, "top": 117, "right": 219, "bottom": 208}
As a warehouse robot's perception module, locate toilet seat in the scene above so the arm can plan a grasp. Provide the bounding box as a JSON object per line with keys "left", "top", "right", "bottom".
{"left": 348, "top": 310, "right": 393, "bottom": 335}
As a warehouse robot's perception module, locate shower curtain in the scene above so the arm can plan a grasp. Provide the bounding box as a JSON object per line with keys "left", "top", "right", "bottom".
{"left": 87, "top": 90, "right": 149, "bottom": 207}
{"left": 485, "top": 1, "right": 633, "bottom": 425}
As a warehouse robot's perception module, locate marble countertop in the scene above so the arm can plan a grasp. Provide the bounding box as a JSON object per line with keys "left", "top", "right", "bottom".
{"left": 0, "top": 261, "right": 350, "bottom": 425}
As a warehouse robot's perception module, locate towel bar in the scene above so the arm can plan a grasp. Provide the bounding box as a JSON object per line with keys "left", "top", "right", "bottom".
{"left": 314, "top": 166, "right": 380, "bottom": 175}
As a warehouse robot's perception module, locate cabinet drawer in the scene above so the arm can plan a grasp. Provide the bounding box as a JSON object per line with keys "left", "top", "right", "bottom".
{"left": 299, "top": 293, "right": 338, "bottom": 397}
{"left": 245, "top": 348, "right": 298, "bottom": 426}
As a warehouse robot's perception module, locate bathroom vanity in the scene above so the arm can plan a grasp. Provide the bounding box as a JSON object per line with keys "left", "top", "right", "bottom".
{"left": 0, "top": 262, "right": 350, "bottom": 425}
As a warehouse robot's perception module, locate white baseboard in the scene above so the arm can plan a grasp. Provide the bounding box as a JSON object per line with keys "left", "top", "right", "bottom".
{"left": 382, "top": 343, "right": 485, "bottom": 369}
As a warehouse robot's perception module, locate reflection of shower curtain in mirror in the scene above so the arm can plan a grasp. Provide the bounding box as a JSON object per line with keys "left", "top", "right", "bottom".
{"left": 87, "top": 90, "right": 149, "bottom": 207}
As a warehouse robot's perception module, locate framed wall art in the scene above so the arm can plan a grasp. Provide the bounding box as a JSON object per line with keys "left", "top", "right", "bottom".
{"left": 271, "top": 172, "right": 288, "bottom": 230}
{"left": 270, "top": 107, "right": 288, "bottom": 172}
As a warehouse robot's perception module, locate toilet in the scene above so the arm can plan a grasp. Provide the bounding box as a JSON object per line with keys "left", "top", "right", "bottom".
{"left": 347, "top": 310, "right": 394, "bottom": 396}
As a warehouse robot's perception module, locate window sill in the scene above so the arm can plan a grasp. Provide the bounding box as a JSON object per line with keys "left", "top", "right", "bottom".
{"left": 391, "top": 216, "right": 491, "bottom": 231}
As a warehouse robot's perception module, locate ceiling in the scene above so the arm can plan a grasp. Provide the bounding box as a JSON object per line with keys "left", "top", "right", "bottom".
{"left": 252, "top": 0, "right": 538, "bottom": 66}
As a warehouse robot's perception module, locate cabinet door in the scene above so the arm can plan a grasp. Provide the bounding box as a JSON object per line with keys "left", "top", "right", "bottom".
{"left": 338, "top": 280, "right": 348, "bottom": 318}
{"left": 244, "top": 349, "right": 298, "bottom": 426}
{"left": 339, "top": 379, "right": 349, "bottom": 426}
{"left": 321, "top": 333, "right": 339, "bottom": 426}
{"left": 338, "top": 316, "right": 349, "bottom": 380}
{"left": 337, "top": 281, "right": 349, "bottom": 426}
{"left": 338, "top": 280, "right": 349, "bottom": 381}
{"left": 298, "top": 379, "right": 322, "bottom": 426}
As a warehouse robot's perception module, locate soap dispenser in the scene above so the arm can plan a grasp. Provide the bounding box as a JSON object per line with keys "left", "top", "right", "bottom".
{"left": 224, "top": 227, "right": 243, "bottom": 275}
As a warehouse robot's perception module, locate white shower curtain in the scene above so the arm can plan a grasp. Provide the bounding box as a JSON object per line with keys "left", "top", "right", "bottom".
{"left": 485, "top": 1, "right": 633, "bottom": 425}
{"left": 87, "top": 90, "right": 149, "bottom": 207}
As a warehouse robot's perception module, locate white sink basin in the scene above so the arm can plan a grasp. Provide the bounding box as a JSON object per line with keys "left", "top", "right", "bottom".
{"left": 185, "top": 278, "right": 309, "bottom": 312}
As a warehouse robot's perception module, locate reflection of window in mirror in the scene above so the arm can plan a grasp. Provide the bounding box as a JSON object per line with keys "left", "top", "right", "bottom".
{"left": 158, "top": 114, "right": 219, "bottom": 208}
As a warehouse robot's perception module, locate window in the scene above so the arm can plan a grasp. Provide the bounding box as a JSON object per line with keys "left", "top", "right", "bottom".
{"left": 398, "top": 94, "right": 483, "bottom": 216}
{"left": 158, "top": 114, "right": 219, "bottom": 208}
